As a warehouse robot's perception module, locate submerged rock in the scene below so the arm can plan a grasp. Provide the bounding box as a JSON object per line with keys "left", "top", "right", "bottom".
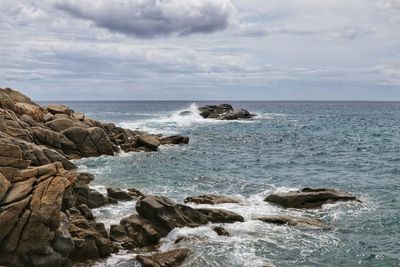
{"left": 136, "top": 248, "right": 190, "bottom": 267}
{"left": 256, "top": 215, "right": 330, "bottom": 229}
{"left": 213, "top": 226, "right": 230, "bottom": 236}
{"left": 198, "top": 104, "right": 255, "bottom": 120}
{"left": 264, "top": 188, "right": 361, "bottom": 209}
{"left": 184, "top": 194, "right": 240, "bottom": 205}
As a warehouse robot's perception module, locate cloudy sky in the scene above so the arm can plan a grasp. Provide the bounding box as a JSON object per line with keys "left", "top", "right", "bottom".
{"left": 0, "top": 0, "right": 399, "bottom": 100}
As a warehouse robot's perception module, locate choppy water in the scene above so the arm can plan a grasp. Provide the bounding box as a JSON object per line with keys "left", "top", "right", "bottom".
{"left": 47, "top": 101, "right": 400, "bottom": 267}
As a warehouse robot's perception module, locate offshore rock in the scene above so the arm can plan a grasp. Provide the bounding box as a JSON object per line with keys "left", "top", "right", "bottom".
{"left": 264, "top": 188, "right": 361, "bottom": 209}
{"left": 136, "top": 248, "right": 190, "bottom": 267}
{"left": 256, "top": 215, "right": 330, "bottom": 229}
{"left": 198, "top": 104, "right": 255, "bottom": 120}
{"left": 184, "top": 194, "right": 240, "bottom": 205}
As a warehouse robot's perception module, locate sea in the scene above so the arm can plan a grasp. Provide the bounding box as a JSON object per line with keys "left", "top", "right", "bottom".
{"left": 40, "top": 101, "right": 400, "bottom": 267}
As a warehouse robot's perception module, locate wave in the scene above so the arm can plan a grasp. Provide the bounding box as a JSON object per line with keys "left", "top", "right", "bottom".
{"left": 118, "top": 103, "right": 236, "bottom": 135}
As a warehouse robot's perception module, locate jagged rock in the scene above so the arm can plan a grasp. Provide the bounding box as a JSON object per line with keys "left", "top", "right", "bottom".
{"left": 47, "top": 105, "right": 71, "bottom": 115}
{"left": 119, "top": 195, "right": 243, "bottom": 247}
{"left": 256, "top": 215, "right": 330, "bottom": 228}
{"left": 76, "top": 188, "right": 115, "bottom": 209}
{"left": 213, "top": 226, "right": 230, "bottom": 236}
{"left": 78, "top": 204, "right": 95, "bottom": 220}
{"left": 198, "top": 104, "right": 255, "bottom": 120}
{"left": 159, "top": 135, "right": 189, "bottom": 145}
{"left": 184, "top": 194, "right": 240, "bottom": 205}
{"left": 127, "top": 187, "right": 145, "bottom": 198}
{"left": 0, "top": 143, "right": 23, "bottom": 158}
{"left": 46, "top": 119, "right": 77, "bottom": 132}
{"left": 0, "top": 196, "right": 31, "bottom": 242}
{"left": 43, "top": 113, "right": 54, "bottom": 122}
{"left": 137, "top": 135, "right": 161, "bottom": 151}
{"left": 109, "top": 224, "right": 128, "bottom": 242}
{"left": 107, "top": 187, "right": 133, "bottom": 200}
{"left": 63, "top": 127, "right": 114, "bottom": 157}
{"left": 0, "top": 172, "right": 11, "bottom": 202}
{"left": 136, "top": 248, "right": 190, "bottom": 267}
{"left": 53, "top": 212, "right": 75, "bottom": 258}
{"left": 0, "top": 177, "right": 36, "bottom": 205}
{"left": 264, "top": 188, "right": 361, "bottom": 209}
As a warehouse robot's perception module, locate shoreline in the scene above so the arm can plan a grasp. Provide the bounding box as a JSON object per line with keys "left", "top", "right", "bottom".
{"left": 0, "top": 88, "right": 363, "bottom": 267}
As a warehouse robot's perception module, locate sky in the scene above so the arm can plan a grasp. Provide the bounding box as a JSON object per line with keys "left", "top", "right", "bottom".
{"left": 0, "top": 0, "right": 400, "bottom": 100}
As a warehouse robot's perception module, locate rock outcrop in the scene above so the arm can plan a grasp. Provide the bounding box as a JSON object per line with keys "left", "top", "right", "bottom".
{"left": 264, "top": 188, "right": 361, "bottom": 209}
{"left": 136, "top": 248, "right": 190, "bottom": 267}
{"left": 256, "top": 215, "right": 330, "bottom": 229}
{"left": 0, "top": 88, "right": 190, "bottom": 267}
{"left": 198, "top": 104, "right": 255, "bottom": 120}
{"left": 184, "top": 194, "right": 240, "bottom": 205}
{"left": 117, "top": 195, "right": 244, "bottom": 247}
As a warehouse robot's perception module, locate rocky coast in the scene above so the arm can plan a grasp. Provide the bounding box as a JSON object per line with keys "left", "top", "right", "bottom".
{"left": 0, "top": 88, "right": 361, "bottom": 267}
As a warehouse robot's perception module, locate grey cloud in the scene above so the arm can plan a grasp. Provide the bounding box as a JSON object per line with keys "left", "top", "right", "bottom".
{"left": 52, "top": 0, "right": 236, "bottom": 38}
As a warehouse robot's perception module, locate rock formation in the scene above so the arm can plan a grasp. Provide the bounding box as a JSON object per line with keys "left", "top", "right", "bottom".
{"left": 264, "top": 188, "right": 361, "bottom": 209}
{"left": 0, "top": 88, "right": 190, "bottom": 267}
{"left": 198, "top": 104, "right": 255, "bottom": 120}
{"left": 114, "top": 195, "right": 244, "bottom": 248}
{"left": 256, "top": 215, "right": 330, "bottom": 229}
{"left": 184, "top": 194, "right": 240, "bottom": 205}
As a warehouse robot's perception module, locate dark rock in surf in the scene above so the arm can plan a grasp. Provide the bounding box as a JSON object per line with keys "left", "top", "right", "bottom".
{"left": 136, "top": 248, "right": 190, "bottom": 267}
{"left": 184, "top": 194, "right": 240, "bottom": 205}
{"left": 213, "top": 226, "right": 230, "bottom": 236}
{"left": 256, "top": 215, "right": 330, "bottom": 229}
{"left": 198, "top": 104, "right": 255, "bottom": 120}
{"left": 264, "top": 188, "right": 361, "bottom": 209}
{"left": 106, "top": 187, "right": 133, "bottom": 201}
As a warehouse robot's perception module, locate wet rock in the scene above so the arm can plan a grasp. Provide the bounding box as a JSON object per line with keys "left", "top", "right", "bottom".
{"left": 159, "top": 135, "right": 189, "bottom": 145}
{"left": 264, "top": 188, "right": 361, "bottom": 209}
{"left": 256, "top": 215, "right": 329, "bottom": 228}
{"left": 120, "top": 195, "right": 243, "bottom": 247}
{"left": 107, "top": 187, "right": 133, "bottom": 201}
{"left": 76, "top": 188, "right": 114, "bottom": 209}
{"left": 127, "top": 187, "right": 145, "bottom": 198}
{"left": 178, "top": 111, "right": 192, "bottom": 116}
{"left": 77, "top": 204, "right": 94, "bottom": 221}
{"left": 213, "top": 226, "right": 230, "bottom": 236}
{"left": 184, "top": 194, "right": 240, "bottom": 205}
{"left": 198, "top": 104, "right": 255, "bottom": 120}
{"left": 136, "top": 248, "right": 190, "bottom": 267}
{"left": 137, "top": 135, "right": 161, "bottom": 151}
{"left": 109, "top": 224, "right": 128, "bottom": 242}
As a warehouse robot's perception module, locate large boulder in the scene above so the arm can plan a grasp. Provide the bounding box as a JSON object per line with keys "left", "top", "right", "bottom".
{"left": 119, "top": 195, "right": 243, "bottom": 247}
{"left": 137, "top": 134, "right": 161, "bottom": 151}
{"left": 159, "top": 135, "right": 189, "bottom": 145}
{"left": 184, "top": 194, "right": 240, "bottom": 205}
{"left": 47, "top": 105, "right": 71, "bottom": 115}
{"left": 107, "top": 187, "right": 133, "bottom": 201}
{"left": 45, "top": 119, "right": 77, "bottom": 132}
{"left": 264, "top": 188, "right": 361, "bottom": 209}
{"left": 62, "top": 127, "right": 114, "bottom": 157}
{"left": 256, "top": 215, "right": 330, "bottom": 229}
{"left": 136, "top": 248, "right": 190, "bottom": 267}
{"left": 198, "top": 104, "right": 255, "bottom": 120}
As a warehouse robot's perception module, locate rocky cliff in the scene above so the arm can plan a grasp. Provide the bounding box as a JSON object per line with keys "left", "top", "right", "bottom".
{"left": 0, "top": 88, "right": 188, "bottom": 267}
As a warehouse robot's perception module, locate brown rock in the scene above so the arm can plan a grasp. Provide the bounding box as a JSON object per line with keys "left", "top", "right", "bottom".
{"left": 0, "top": 144, "right": 23, "bottom": 158}
{"left": 264, "top": 188, "right": 361, "bottom": 209}
{"left": 1, "top": 177, "right": 36, "bottom": 205}
{"left": 159, "top": 135, "right": 189, "bottom": 145}
{"left": 107, "top": 187, "right": 133, "bottom": 201}
{"left": 0, "top": 196, "right": 31, "bottom": 242}
{"left": 213, "top": 226, "right": 230, "bottom": 236}
{"left": 0, "top": 172, "right": 11, "bottom": 202}
{"left": 136, "top": 248, "right": 190, "bottom": 267}
{"left": 137, "top": 135, "right": 161, "bottom": 151}
{"left": 184, "top": 194, "right": 240, "bottom": 205}
{"left": 45, "top": 118, "right": 76, "bottom": 132}
{"left": 127, "top": 187, "right": 145, "bottom": 198}
{"left": 47, "top": 105, "right": 71, "bottom": 115}
{"left": 256, "top": 215, "right": 330, "bottom": 228}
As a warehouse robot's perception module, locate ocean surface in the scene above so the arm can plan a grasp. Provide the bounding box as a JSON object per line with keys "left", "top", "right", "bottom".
{"left": 41, "top": 101, "right": 400, "bottom": 267}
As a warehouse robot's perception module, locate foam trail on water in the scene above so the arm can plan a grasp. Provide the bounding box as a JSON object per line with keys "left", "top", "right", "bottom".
{"left": 118, "top": 103, "right": 257, "bottom": 135}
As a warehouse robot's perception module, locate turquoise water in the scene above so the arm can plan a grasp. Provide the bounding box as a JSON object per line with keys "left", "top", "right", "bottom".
{"left": 49, "top": 101, "right": 400, "bottom": 267}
